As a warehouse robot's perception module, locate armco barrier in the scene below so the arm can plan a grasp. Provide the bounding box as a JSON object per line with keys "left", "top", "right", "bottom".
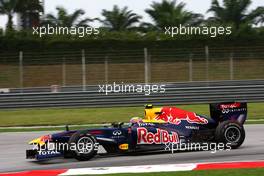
{"left": 0, "top": 80, "right": 264, "bottom": 109}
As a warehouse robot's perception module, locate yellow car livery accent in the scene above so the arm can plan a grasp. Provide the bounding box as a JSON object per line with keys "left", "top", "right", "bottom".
{"left": 28, "top": 137, "right": 45, "bottom": 146}
{"left": 28, "top": 135, "right": 51, "bottom": 146}
{"left": 144, "top": 107, "right": 164, "bottom": 121}
{"left": 119, "top": 143, "right": 129, "bottom": 150}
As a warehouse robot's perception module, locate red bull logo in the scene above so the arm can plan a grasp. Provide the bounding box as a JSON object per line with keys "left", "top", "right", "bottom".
{"left": 137, "top": 127, "right": 179, "bottom": 144}
{"left": 155, "top": 107, "right": 208, "bottom": 125}
{"left": 219, "top": 102, "right": 241, "bottom": 109}
{"left": 40, "top": 135, "right": 52, "bottom": 143}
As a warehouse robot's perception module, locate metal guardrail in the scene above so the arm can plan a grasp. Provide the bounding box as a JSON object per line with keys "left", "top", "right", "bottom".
{"left": 0, "top": 80, "right": 264, "bottom": 109}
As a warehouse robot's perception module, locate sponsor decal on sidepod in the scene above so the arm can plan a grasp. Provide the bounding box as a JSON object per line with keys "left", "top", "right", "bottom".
{"left": 137, "top": 127, "right": 179, "bottom": 144}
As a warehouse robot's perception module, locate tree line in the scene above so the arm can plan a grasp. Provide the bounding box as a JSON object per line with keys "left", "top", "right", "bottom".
{"left": 0, "top": 0, "right": 263, "bottom": 39}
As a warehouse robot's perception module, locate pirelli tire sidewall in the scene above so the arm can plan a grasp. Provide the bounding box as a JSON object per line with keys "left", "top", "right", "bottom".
{"left": 68, "top": 131, "right": 98, "bottom": 161}
{"left": 215, "top": 120, "right": 245, "bottom": 149}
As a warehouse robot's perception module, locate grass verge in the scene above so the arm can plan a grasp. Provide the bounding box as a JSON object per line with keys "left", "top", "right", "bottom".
{"left": 0, "top": 103, "right": 263, "bottom": 127}
{"left": 0, "top": 125, "right": 104, "bottom": 133}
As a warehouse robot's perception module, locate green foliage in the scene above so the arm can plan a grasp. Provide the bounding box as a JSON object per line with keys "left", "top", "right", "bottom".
{"left": 0, "top": 0, "right": 17, "bottom": 30}
{"left": 0, "top": 0, "right": 263, "bottom": 52}
{"left": 0, "top": 27, "right": 264, "bottom": 52}
{"left": 144, "top": 0, "right": 203, "bottom": 31}
{"left": 98, "top": 5, "right": 142, "bottom": 31}
{"left": 42, "top": 6, "right": 92, "bottom": 27}
{"left": 207, "top": 0, "right": 264, "bottom": 29}
{"left": 16, "top": 0, "right": 43, "bottom": 29}
{"left": 0, "top": 0, "right": 43, "bottom": 30}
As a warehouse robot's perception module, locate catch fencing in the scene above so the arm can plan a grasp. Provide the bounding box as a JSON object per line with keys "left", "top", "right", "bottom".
{"left": 0, "top": 46, "right": 264, "bottom": 89}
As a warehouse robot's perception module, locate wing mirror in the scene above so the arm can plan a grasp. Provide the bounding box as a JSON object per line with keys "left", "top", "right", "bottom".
{"left": 112, "top": 122, "right": 124, "bottom": 128}
{"left": 65, "top": 125, "right": 69, "bottom": 131}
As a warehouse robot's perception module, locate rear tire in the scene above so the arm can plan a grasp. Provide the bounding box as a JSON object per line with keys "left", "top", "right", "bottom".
{"left": 215, "top": 120, "right": 245, "bottom": 149}
{"left": 68, "top": 132, "right": 98, "bottom": 161}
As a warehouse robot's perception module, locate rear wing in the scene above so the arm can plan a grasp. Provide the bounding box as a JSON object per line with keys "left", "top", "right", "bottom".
{"left": 210, "top": 102, "right": 247, "bottom": 124}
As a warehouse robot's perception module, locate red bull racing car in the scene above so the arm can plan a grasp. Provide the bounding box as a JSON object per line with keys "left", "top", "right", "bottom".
{"left": 26, "top": 102, "right": 247, "bottom": 161}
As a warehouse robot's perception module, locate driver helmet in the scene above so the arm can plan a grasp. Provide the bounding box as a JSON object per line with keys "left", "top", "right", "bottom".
{"left": 130, "top": 117, "right": 143, "bottom": 124}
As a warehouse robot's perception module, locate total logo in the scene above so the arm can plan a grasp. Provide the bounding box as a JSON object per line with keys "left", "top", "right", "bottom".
{"left": 38, "top": 150, "right": 60, "bottom": 155}
{"left": 137, "top": 127, "right": 179, "bottom": 144}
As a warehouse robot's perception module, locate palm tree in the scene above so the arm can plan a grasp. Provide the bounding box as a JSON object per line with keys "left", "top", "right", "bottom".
{"left": 144, "top": 0, "right": 203, "bottom": 31}
{"left": 0, "top": 0, "right": 43, "bottom": 30}
{"left": 16, "top": 0, "right": 43, "bottom": 29}
{"left": 208, "top": 0, "right": 264, "bottom": 29}
{"left": 0, "top": 0, "right": 17, "bottom": 31}
{"left": 43, "top": 6, "right": 92, "bottom": 27}
{"left": 98, "top": 5, "right": 142, "bottom": 31}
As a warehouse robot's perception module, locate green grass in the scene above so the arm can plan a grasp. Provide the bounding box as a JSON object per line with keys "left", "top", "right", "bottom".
{"left": 0, "top": 106, "right": 142, "bottom": 127}
{"left": 0, "top": 103, "right": 263, "bottom": 127}
{"left": 80, "top": 168, "right": 264, "bottom": 176}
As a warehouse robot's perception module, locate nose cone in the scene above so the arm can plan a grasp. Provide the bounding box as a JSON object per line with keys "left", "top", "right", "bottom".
{"left": 28, "top": 137, "right": 44, "bottom": 145}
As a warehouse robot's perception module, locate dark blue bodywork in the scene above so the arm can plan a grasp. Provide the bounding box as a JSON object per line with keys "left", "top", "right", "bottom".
{"left": 27, "top": 102, "right": 247, "bottom": 160}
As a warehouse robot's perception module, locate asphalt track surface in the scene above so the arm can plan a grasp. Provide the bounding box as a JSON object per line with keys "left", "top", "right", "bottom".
{"left": 0, "top": 124, "right": 264, "bottom": 173}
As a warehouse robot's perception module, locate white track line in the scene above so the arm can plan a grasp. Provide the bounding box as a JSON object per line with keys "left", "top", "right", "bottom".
{"left": 59, "top": 164, "right": 197, "bottom": 175}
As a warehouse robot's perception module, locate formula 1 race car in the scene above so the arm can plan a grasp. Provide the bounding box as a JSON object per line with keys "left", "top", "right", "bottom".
{"left": 26, "top": 102, "right": 247, "bottom": 161}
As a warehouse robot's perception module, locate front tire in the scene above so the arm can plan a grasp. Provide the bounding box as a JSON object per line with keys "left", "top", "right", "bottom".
{"left": 215, "top": 120, "right": 245, "bottom": 149}
{"left": 68, "top": 132, "right": 98, "bottom": 161}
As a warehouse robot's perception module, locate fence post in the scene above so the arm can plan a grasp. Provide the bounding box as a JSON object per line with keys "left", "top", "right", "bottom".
{"left": 19, "top": 51, "right": 23, "bottom": 91}
{"left": 230, "top": 53, "right": 234, "bottom": 80}
{"left": 205, "top": 46, "right": 209, "bottom": 81}
{"left": 144, "top": 48, "right": 149, "bottom": 84}
{"left": 81, "top": 49, "right": 86, "bottom": 91}
{"left": 189, "top": 53, "right": 193, "bottom": 82}
{"left": 62, "top": 57, "right": 66, "bottom": 86}
{"left": 148, "top": 54, "right": 151, "bottom": 83}
{"left": 104, "top": 56, "right": 108, "bottom": 84}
